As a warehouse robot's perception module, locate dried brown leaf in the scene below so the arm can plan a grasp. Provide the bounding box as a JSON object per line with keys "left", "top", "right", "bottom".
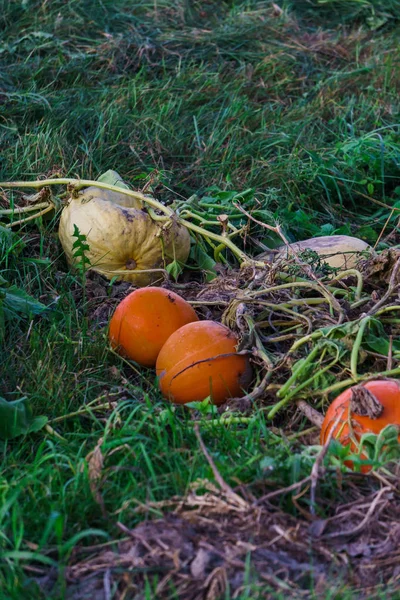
{"left": 85, "top": 437, "right": 106, "bottom": 516}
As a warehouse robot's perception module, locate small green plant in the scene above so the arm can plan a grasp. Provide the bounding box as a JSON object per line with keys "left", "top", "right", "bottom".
{"left": 71, "top": 224, "right": 92, "bottom": 277}
{"left": 326, "top": 425, "right": 400, "bottom": 472}
{"left": 286, "top": 248, "right": 339, "bottom": 278}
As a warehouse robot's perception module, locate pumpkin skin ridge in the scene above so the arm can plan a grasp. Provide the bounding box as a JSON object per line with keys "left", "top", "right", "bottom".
{"left": 157, "top": 322, "right": 240, "bottom": 381}
{"left": 158, "top": 356, "right": 249, "bottom": 404}
{"left": 166, "top": 350, "right": 245, "bottom": 385}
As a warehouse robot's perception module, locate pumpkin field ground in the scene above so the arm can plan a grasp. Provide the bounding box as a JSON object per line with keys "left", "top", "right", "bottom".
{"left": 1, "top": 1, "right": 400, "bottom": 598}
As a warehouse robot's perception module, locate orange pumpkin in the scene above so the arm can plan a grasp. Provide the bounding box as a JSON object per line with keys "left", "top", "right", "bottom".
{"left": 320, "top": 380, "right": 400, "bottom": 472}
{"left": 156, "top": 320, "right": 252, "bottom": 405}
{"left": 109, "top": 287, "right": 199, "bottom": 367}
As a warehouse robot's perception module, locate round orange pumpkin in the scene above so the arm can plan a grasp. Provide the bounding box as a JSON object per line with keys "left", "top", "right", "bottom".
{"left": 320, "top": 379, "right": 400, "bottom": 472}
{"left": 156, "top": 320, "right": 252, "bottom": 405}
{"left": 109, "top": 287, "right": 199, "bottom": 367}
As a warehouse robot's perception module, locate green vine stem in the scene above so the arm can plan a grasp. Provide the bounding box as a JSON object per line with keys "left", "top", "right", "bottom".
{"left": 289, "top": 304, "right": 400, "bottom": 356}
{"left": 287, "top": 425, "right": 319, "bottom": 440}
{"left": 257, "top": 303, "right": 312, "bottom": 331}
{"left": 330, "top": 269, "right": 364, "bottom": 301}
{"left": 288, "top": 318, "right": 360, "bottom": 354}
{"left": 283, "top": 346, "right": 339, "bottom": 403}
{"left": 195, "top": 416, "right": 255, "bottom": 428}
{"left": 5, "top": 203, "right": 55, "bottom": 228}
{"left": 350, "top": 316, "right": 371, "bottom": 380}
{"left": 350, "top": 298, "right": 370, "bottom": 310}
{"left": 214, "top": 227, "right": 247, "bottom": 262}
{"left": 280, "top": 298, "right": 328, "bottom": 307}
{"left": 277, "top": 345, "right": 321, "bottom": 399}
{"left": 0, "top": 202, "right": 50, "bottom": 215}
{"left": 268, "top": 342, "right": 340, "bottom": 419}
{"left": 277, "top": 272, "right": 361, "bottom": 302}
{"left": 0, "top": 178, "right": 255, "bottom": 265}
{"left": 146, "top": 207, "right": 171, "bottom": 222}
{"left": 178, "top": 209, "right": 240, "bottom": 233}
{"left": 374, "top": 305, "right": 400, "bottom": 318}
{"left": 45, "top": 424, "right": 66, "bottom": 440}
{"left": 245, "top": 280, "right": 342, "bottom": 315}
{"left": 318, "top": 366, "right": 400, "bottom": 397}
{"left": 49, "top": 402, "right": 116, "bottom": 424}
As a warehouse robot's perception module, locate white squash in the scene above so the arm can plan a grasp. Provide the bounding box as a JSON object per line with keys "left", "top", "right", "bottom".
{"left": 58, "top": 187, "right": 190, "bottom": 286}
{"left": 258, "top": 235, "right": 374, "bottom": 270}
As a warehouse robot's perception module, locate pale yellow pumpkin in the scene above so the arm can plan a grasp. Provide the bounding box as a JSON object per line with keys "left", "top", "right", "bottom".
{"left": 258, "top": 235, "right": 374, "bottom": 271}
{"left": 58, "top": 187, "right": 190, "bottom": 286}
{"left": 78, "top": 184, "right": 144, "bottom": 209}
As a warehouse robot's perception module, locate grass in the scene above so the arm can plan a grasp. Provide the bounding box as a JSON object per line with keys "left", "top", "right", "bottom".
{"left": 1, "top": 0, "right": 400, "bottom": 597}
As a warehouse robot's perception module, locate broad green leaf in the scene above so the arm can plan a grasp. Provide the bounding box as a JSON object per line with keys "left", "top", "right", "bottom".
{"left": 165, "top": 260, "right": 183, "bottom": 282}
{"left": 319, "top": 223, "right": 335, "bottom": 236}
{"left": 27, "top": 415, "right": 49, "bottom": 434}
{"left": 190, "top": 245, "right": 218, "bottom": 282}
{"left": 3, "top": 285, "right": 47, "bottom": 319}
{"left": 364, "top": 335, "right": 390, "bottom": 355}
{"left": 365, "top": 321, "right": 400, "bottom": 355}
{"left": 333, "top": 224, "right": 353, "bottom": 236}
{"left": 97, "top": 169, "right": 129, "bottom": 190}
{"left": 0, "top": 396, "right": 47, "bottom": 440}
{"left": 357, "top": 225, "right": 378, "bottom": 243}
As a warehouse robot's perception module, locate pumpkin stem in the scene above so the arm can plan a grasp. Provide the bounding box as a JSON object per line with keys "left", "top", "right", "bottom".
{"left": 350, "top": 385, "right": 383, "bottom": 419}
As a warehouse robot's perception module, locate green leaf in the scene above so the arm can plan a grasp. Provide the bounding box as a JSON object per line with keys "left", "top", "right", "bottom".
{"left": 3, "top": 285, "right": 47, "bottom": 319}
{"left": 28, "top": 415, "right": 49, "bottom": 433}
{"left": 359, "top": 425, "right": 400, "bottom": 463}
{"left": 0, "top": 225, "right": 16, "bottom": 252}
{"left": 71, "top": 224, "right": 92, "bottom": 274}
{"left": 190, "top": 244, "right": 218, "bottom": 282}
{"left": 357, "top": 224, "right": 378, "bottom": 243}
{"left": 319, "top": 223, "right": 335, "bottom": 236}
{"left": 165, "top": 260, "right": 183, "bottom": 282}
{"left": 97, "top": 169, "right": 129, "bottom": 190}
{"left": 364, "top": 321, "right": 400, "bottom": 355}
{"left": 0, "top": 396, "right": 47, "bottom": 440}
{"left": 186, "top": 396, "right": 218, "bottom": 415}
